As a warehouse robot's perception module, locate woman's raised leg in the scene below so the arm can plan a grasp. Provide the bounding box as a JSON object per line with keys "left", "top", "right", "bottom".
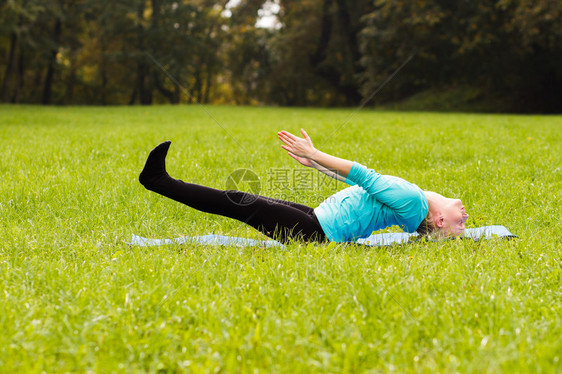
{"left": 139, "top": 141, "right": 327, "bottom": 244}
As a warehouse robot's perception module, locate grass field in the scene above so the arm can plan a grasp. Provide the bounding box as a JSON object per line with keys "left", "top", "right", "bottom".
{"left": 0, "top": 105, "right": 561, "bottom": 373}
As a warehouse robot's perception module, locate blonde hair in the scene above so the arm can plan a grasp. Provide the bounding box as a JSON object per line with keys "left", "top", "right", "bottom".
{"left": 416, "top": 211, "right": 436, "bottom": 236}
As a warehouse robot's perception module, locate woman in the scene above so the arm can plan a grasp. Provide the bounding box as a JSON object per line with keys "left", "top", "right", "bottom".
{"left": 139, "top": 129, "right": 468, "bottom": 244}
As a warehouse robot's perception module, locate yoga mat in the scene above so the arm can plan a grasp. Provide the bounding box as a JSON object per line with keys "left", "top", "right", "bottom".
{"left": 129, "top": 225, "right": 516, "bottom": 248}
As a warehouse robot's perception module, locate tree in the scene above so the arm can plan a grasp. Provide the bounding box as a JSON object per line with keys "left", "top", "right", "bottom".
{"left": 309, "top": 0, "right": 372, "bottom": 104}
{"left": 0, "top": 0, "right": 44, "bottom": 103}
{"left": 358, "top": 0, "right": 562, "bottom": 111}
{"left": 498, "top": 0, "right": 562, "bottom": 112}
{"left": 0, "top": 0, "right": 559, "bottom": 110}
{"left": 222, "top": 0, "right": 272, "bottom": 104}
{"left": 265, "top": 0, "right": 373, "bottom": 106}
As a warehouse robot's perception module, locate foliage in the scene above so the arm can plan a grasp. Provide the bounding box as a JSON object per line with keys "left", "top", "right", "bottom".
{"left": 0, "top": 105, "right": 561, "bottom": 371}
{"left": 0, "top": 0, "right": 560, "bottom": 111}
{"left": 359, "top": 0, "right": 562, "bottom": 112}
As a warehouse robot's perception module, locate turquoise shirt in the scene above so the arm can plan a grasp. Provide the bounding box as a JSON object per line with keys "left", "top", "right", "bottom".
{"left": 314, "top": 162, "right": 428, "bottom": 242}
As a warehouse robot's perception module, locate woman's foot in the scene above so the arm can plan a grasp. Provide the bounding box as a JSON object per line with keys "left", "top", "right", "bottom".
{"left": 139, "top": 141, "right": 172, "bottom": 188}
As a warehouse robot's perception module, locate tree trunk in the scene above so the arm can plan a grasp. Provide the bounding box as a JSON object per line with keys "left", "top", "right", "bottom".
{"left": 309, "top": 0, "right": 362, "bottom": 104}
{"left": 137, "top": 1, "right": 152, "bottom": 105}
{"left": 173, "top": 85, "right": 180, "bottom": 104}
{"left": 100, "top": 45, "right": 108, "bottom": 105}
{"left": 12, "top": 48, "right": 24, "bottom": 103}
{"left": 128, "top": 86, "right": 137, "bottom": 105}
{"left": 31, "top": 68, "right": 42, "bottom": 102}
{"left": 334, "top": 0, "right": 361, "bottom": 65}
{"left": 65, "top": 53, "right": 77, "bottom": 104}
{"left": 2, "top": 32, "right": 18, "bottom": 102}
{"left": 135, "top": 66, "right": 151, "bottom": 104}
{"left": 310, "top": 0, "right": 332, "bottom": 68}
{"left": 194, "top": 71, "right": 202, "bottom": 103}
{"left": 42, "top": 18, "right": 62, "bottom": 105}
{"left": 203, "top": 66, "right": 212, "bottom": 104}
{"left": 153, "top": 71, "right": 177, "bottom": 104}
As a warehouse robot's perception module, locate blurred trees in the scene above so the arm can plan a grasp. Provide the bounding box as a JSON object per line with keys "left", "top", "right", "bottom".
{"left": 266, "top": 0, "right": 373, "bottom": 105}
{"left": 1, "top": 0, "right": 46, "bottom": 103}
{"left": 359, "top": 0, "right": 562, "bottom": 112}
{"left": 0, "top": 0, "right": 560, "bottom": 111}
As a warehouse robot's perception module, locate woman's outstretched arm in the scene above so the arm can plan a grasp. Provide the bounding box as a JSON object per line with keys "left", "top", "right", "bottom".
{"left": 307, "top": 159, "right": 347, "bottom": 182}
{"left": 277, "top": 129, "right": 353, "bottom": 180}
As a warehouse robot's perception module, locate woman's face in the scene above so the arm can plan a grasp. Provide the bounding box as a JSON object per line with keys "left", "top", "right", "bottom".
{"left": 441, "top": 198, "right": 469, "bottom": 236}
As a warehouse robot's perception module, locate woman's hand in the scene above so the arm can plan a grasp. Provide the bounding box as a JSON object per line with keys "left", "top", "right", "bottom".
{"left": 277, "top": 129, "right": 317, "bottom": 167}
{"left": 278, "top": 128, "right": 353, "bottom": 178}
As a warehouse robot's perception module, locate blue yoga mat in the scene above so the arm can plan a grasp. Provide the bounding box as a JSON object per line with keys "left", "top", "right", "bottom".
{"left": 129, "top": 225, "right": 515, "bottom": 248}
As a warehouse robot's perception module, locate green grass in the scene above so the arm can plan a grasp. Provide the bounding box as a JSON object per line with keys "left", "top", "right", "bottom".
{"left": 0, "top": 105, "right": 560, "bottom": 373}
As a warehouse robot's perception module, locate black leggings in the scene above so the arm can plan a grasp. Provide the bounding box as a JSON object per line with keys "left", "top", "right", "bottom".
{"left": 142, "top": 173, "right": 328, "bottom": 244}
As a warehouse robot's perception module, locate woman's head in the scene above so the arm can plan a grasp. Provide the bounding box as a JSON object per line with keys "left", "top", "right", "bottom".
{"left": 420, "top": 192, "right": 469, "bottom": 237}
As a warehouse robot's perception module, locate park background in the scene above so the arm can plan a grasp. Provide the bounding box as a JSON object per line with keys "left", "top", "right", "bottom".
{"left": 1, "top": 0, "right": 561, "bottom": 112}
{"left": 1, "top": 0, "right": 561, "bottom": 372}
